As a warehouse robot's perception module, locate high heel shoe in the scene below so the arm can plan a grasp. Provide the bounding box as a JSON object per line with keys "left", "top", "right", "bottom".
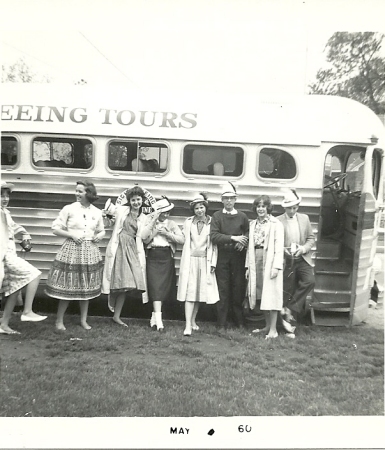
{"left": 191, "top": 325, "right": 199, "bottom": 331}
{"left": 183, "top": 328, "right": 192, "bottom": 336}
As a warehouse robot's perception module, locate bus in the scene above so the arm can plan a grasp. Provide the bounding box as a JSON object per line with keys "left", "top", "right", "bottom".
{"left": 1, "top": 84, "right": 384, "bottom": 326}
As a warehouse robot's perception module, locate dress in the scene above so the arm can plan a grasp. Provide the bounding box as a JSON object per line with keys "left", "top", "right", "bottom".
{"left": 1, "top": 207, "right": 41, "bottom": 297}
{"left": 45, "top": 202, "right": 104, "bottom": 301}
{"left": 109, "top": 213, "right": 146, "bottom": 294}
{"left": 177, "top": 216, "right": 219, "bottom": 304}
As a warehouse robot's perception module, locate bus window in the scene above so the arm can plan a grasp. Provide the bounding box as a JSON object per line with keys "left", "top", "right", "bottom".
{"left": 32, "top": 137, "right": 93, "bottom": 169}
{"left": 183, "top": 144, "right": 243, "bottom": 176}
{"left": 258, "top": 148, "right": 296, "bottom": 179}
{"left": 108, "top": 141, "right": 167, "bottom": 173}
{"left": 1, "top": 136, "right": 18, "bottom": 167}
{"left": 346, "top": 150, "right": 365, "bottom": 192}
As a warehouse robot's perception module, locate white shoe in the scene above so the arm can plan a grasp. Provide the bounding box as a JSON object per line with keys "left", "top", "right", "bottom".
{"left": 282, "top": 318, "right": 296, "bottom": 334}
{"left": 21, "top": 314, "right": 47, "bottom": 322}
{"left": 369, "top": 299, "right": 377, "bottom": 308}
{"left": 285, "top": 333, "right": 296, "bottom": 339}
{"left": 183, "top": 328, "right": 192, "bottom": 336}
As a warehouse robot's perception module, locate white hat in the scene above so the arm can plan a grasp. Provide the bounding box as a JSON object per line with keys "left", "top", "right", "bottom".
{"left": 153, "top": 197, "right": 174, "bottom": 213}
{"left": 1, "top": 182, "right": 15, "bottom": 192}
{"left": 221, "top": 182, "right": 237, "bottom": 197}
{"left": 281, "top": 189, "right": 301, "bottom": 207}
{"left": 190, "top": 193, "right": 208, "bottom": 207}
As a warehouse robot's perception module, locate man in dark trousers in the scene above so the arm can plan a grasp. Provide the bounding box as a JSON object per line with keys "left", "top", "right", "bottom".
{"left": 210, "top": 182, "right": 249, "bottom": 329}
{"left": 277, "top": 189, "right": 315, "bottom": 337}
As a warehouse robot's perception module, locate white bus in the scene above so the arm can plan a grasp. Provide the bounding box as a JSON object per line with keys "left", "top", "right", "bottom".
{"left": 1, "top": 84, "right": 384, "bottom": 325}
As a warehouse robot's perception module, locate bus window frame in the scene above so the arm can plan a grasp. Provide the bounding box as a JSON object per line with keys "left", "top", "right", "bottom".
{"left": 30, "top": 134, "right": 96, "bottom": 172}
{"left": 1, "top": 133, "right": 20, "bottom": 170}
{"left": 106, "top": 138, "right": 170, "bottom": 177}
{"left": 256, "top": 145, "right": 298, "bottom": 182}
{"left": 181, "top": 141, "right": 246, "bottom": 179}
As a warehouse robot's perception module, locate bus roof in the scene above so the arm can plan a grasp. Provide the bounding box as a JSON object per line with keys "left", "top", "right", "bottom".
{"left": 1, "top": 84, "right": 384, "bottom": 146}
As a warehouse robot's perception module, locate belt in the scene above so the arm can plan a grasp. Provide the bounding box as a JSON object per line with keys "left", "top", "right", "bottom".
{"left": 254, "top": 245, "right": 263, "bottom": 249}
{"left": 147, "top": 246, "right": 170, "bottom": 250}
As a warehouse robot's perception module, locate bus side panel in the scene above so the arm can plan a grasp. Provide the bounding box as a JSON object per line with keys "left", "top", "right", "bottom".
{"left": 350, "top": 192, "right": 376, "bottom": 325}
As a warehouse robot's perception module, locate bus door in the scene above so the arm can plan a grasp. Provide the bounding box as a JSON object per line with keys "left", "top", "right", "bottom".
{"left": 312, "top": 143, "right": 383, "bottom": 326}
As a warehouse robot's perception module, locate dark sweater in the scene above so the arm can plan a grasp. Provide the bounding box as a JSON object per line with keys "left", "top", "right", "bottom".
{"left": 210, "top": 210, "right": 249, "bottom": 249}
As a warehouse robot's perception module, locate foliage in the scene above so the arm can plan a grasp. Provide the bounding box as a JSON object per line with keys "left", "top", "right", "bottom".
{"left": 309, "top": 32, "right": 385, "bottom": 115}
{"left": 1, "top": 57, "right": 51, "bottom": 83}
{"left": 0, "top": 310, "right": 383, "bottom": 417}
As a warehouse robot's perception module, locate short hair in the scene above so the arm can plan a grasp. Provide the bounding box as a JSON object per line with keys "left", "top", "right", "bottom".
{"left": 76, "top": 180, "right": 98, "bottom": 204}
{"left": 252, "top": 195, "right": 273, "bottom": 214}
{"left": 125, "top": 185, "right": 145, "bottom": 202}
{"left": 190, "top": 192, "right": 208, "bottom": 213}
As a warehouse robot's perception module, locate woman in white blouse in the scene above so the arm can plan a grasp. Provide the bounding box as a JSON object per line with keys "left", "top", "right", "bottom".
{"left": 45, "top": 181, "right": 105, "bottom": 330}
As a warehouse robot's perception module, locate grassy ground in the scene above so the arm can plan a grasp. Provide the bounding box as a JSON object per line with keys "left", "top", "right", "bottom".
{"left": 0, "top": 303, "right": 383, "bottom": 417}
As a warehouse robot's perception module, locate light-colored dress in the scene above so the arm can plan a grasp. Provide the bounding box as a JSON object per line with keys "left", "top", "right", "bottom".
{"left": 246, "top": 215, "right": 284, "bottom": 311}
{"left": 102, "top": 206, "right": 148, "bottom": 310}
{"left": 45, "top": 202, "right": 104, "bottom": 301}
{"left": 109, "top": 213, "right": 146, "bottom": 294}
{"left": 177, "top": 215, "right": 219, "bottom": 304}
{"left": 1, "top": 207, "right": 41, "bottom": 297}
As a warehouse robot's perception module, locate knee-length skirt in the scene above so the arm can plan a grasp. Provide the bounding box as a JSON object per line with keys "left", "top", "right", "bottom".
{"left": 146, "top": 248, "right": 176, "bottom": 303}
{"left": 45, "top": 239, "right": 103, "bottom": 301}
{"left": 1, "top": 248, "right": 41, "bottom": 297}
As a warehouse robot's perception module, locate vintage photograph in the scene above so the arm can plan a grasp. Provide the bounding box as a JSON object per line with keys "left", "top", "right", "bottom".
{"left": 1, "top": 0, "right": 384, "bottom": 448}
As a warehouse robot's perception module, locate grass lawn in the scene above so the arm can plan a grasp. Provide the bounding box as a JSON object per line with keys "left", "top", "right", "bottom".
{"left": 0, "top": 304, "right": 383, "bottom": 417}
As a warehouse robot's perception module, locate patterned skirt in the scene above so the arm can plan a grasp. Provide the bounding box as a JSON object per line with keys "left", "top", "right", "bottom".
{"left": 45, "top": 239, "right": 103, "bottom": 301}
{"left": 1, "top": 248, "right": 42, "bottom": 297}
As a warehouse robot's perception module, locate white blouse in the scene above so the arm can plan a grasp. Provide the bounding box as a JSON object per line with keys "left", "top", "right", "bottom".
{"left": 52, "top": 202, "right": 104, "bottom": 240}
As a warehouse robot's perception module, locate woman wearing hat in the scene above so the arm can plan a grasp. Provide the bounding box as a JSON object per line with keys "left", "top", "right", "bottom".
{"left": 102, "top": 185, "right": 148, "bottom": 327}
{"left": 1, "top": 182, "right": 45, "bottom": 335}
{"left": 246, "top": 195, "right": 284, "bottom": 339}
{"left": 177, "top": 193, "right": 219, "bottom": 336}
{"left": 141, "top": 196, "right": 184, "bottom": 331}
{"left": 45, "top": 180, "right": 105, "bottom": 331}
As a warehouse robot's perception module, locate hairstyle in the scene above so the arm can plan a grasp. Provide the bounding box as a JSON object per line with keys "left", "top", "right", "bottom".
{"left": 190, "top": 192, "right": 208, "bottom": 213}
{"left": 252, "top": 195, "right": 273, "bottom": 214}
{"left": 125, "top": 185, "right": 145, "bottom": 202}
{"left": 76, "top": 180, "right": 98, "bottom": 204}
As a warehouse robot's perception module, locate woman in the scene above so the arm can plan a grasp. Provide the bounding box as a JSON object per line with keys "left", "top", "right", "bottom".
{"left": 177, "top": 193, "right": 219, "bottom": 336}
{"left": 45, "top": 181, "right": 105, "bottom": 331}
{"left": 102, "top": 185, "right": 148, "bottom": 327}
{"left": 245, "top": 195, "right": 284, "bottom": 339}
{"left": 141, "top": 196, "right": 184, "bottom": 331}
{"left": 0, "top": 182, "right": 45, "bottom": 335}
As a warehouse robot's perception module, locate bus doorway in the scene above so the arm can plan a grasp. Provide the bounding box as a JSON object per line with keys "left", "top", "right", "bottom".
{"left": 311, "top": 143, "right": 384, "bottom": 326}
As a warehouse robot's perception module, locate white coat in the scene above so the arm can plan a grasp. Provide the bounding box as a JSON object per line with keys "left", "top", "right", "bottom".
{"left": 246, "top": 216, "right": 284, "bottom": 310}
{"left": 177, "top": 216, "right": 219, "bottom": 304}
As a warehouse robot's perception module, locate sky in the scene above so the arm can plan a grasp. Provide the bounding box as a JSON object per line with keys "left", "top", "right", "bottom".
{"left": 1, "top": 0, "right": 384, "bottom": 97}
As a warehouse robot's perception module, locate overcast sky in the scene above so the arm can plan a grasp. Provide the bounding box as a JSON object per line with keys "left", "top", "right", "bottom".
{"left": 1, "top": 0, "right": 384, "bottom": 96}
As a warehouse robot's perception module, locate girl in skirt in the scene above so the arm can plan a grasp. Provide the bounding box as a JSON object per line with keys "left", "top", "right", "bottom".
{"left": 177, "top": 193, "right": 219, "bottom": 336}
{"left": 1, "top": 182, "right": 44, "bottom": 334}
{"left": 141, "top": 197, "right": 184, "bottom": 331}
{"left": 45, "top": 181, "right": 105, "bottom": 330}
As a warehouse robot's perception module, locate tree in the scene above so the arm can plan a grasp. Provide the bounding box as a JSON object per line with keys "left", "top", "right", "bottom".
{"left": 2, "top": 57, "right": 51, "bottom": 83}
{"left": 308, "top": 32, "right": 385, "bottom": 115}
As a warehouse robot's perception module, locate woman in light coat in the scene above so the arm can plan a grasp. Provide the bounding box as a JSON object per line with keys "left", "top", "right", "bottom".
{"left": 246, "top": 195, "right": 284, "bottom": 339}
{"left": 102, "top": 186, "right": 148, "bottom": 327}
{"left": 177, "top": 193, "right": 219, "bottom": 336}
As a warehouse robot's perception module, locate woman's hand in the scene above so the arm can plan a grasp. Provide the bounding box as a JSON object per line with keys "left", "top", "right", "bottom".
{"left": 270, "top": 268, "right": 279, "bottom": 279}
{"left": 210, "top": 266, "right": 216, "bottom": 273}
{"left": 92, "top": 236, "right": 100, "bottom": 243}
{"left": 71, "top": 234, "right": 84, "bottom": 245}
{"left": 245, "top": 268, "right": 249, "bottom": 280}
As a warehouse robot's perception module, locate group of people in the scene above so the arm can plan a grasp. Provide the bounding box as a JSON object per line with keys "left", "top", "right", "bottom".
{"left": 0, "top": 180, "right": 315, "bottom": 339}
